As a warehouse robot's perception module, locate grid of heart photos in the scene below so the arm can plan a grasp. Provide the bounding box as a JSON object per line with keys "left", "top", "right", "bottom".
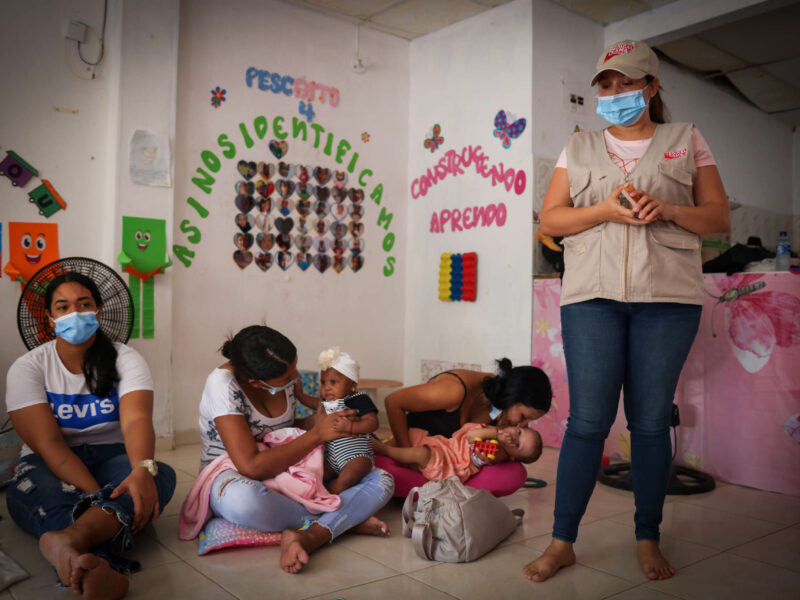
{"left": 233, "top": 160, "right": 365, "bottom": 274}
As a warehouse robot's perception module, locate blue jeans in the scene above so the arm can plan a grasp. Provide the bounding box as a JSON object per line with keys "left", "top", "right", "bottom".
{"left": 5, "top": 443, "right": 176, "bottom": 573}
{"left": 209, "top": 467, "right": 394, "bottom": 539}
{"left": 554, "top": 300, "right": 701, "bottom": 543}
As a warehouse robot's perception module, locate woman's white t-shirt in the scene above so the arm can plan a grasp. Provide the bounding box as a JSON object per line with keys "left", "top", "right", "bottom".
{"left": 198, "top": 368, "right": 297, "bottom": 470}
{"left": 5, "top": 341, "right": 153, "bottom": 457}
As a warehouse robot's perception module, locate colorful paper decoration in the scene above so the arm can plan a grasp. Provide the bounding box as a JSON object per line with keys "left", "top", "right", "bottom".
{"left": 118, "top": 216, "right": 171, "bottom": 339}
{"left": 493, "top": 110, "right": 526, "bottom": 149}
{"left": 3, "top": 222, "right": 60, "bottom": 288}
{"left": 424, "top": 124, "right": 444, "bottom": 153}
{"left": 211, "top": 86, "right": 226, "bottom": 108}
{"left": 0, "top": 151, "right": 39, "bottom": 187}
{"left": 27, "top": 180, "right": 67, "bottom": 217}
{"left": 439, "top": 252, "right": 477, "bottom": 302}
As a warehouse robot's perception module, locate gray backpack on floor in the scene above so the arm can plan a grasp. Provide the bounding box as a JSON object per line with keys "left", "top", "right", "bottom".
{"left": 401, "top": 476, "right": 524, "bottom": 563}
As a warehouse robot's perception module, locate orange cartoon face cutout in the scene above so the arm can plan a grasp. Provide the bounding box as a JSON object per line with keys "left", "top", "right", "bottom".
{"left": 3, "top": 222, "right": 59, "bottom": 287}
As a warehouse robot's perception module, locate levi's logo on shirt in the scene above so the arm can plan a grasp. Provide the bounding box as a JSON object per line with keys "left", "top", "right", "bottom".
{"left": 664, "top": 148, "right": 687, "bottom": 160}
{"left": 605, "top": 43, "right": 635, "bottom": 62}
{"left": 47, "top": 390, "right": 120, "bottom": 429}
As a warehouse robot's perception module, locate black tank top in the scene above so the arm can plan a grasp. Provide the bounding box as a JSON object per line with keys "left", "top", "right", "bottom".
{"left": 405, "top": 371, "right": 468, "bottom": 438}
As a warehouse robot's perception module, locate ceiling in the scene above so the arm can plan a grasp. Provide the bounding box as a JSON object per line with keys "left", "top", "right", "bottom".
{"left": 278, "top": 0, "right": 800, "bottom": 127}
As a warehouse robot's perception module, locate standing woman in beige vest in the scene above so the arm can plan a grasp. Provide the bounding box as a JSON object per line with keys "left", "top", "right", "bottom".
{"left": 524, "top": 40, "right": 729, "bottom": 583}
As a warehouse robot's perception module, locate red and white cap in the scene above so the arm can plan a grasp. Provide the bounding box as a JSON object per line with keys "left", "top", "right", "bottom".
{"left": 590, "top": 40, "right": 659, "bottom": 85}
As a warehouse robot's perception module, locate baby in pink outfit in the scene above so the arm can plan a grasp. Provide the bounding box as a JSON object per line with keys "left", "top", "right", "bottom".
{"left": 374, "top": 423, "right": 542, "bottom": 483}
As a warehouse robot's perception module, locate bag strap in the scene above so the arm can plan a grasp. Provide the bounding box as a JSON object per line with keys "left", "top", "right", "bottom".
{"left": 401, "top": 486, "right": 421, "bottom": 536}
{"left": 511, "top": 508, "right": 525, "bottom": 526}
{"left": 411, "top": 521, "right": 434, "bottom": 560}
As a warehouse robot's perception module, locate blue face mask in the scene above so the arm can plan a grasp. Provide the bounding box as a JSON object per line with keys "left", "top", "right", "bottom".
{"left": 489, "top": 406, "right": 502, "bottom": 421}
{"left": 596, "top": 89, "right": 648, "bottom": 126}
{"left": 258, "top": 377, "right": 298, "bottom": 395}
{"left": 52, "top": 311, "right": 100, "bottom": 345}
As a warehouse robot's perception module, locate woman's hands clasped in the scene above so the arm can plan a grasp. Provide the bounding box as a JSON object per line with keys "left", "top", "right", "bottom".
{"left": 601, "top": 183, "right": 673, "bottom": 225}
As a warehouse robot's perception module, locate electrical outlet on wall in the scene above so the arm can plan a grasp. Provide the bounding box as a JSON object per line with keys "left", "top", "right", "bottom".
{"left": 66, "top": 20, "right": 87, "bottom": 43}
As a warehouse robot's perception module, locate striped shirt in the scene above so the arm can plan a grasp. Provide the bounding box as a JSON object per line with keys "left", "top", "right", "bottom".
{"left": 323, "top": 392, "right": 377, "bottom": 473}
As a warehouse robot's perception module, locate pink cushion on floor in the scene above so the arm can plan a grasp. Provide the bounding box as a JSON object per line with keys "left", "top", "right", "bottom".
{"left": 374, "top": 455, "right": 526, "bottom": 498}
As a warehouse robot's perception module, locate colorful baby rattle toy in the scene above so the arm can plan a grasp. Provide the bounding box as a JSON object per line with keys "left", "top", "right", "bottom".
{"left": 472, "top": 438, "right": 499, "bottom": 461}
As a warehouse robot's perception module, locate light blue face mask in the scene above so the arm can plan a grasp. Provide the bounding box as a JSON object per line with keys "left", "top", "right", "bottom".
{"left": 489, "top": 406, "right": 502, "bottom": 421}
{"left": 258, "top": 377, "right": 298, "bottom": 395}
{"left": 52, "top": 311, "right": 100, "bottom": 345}
{"left": 596, "top": 88, "right": 648, "bottom": 126}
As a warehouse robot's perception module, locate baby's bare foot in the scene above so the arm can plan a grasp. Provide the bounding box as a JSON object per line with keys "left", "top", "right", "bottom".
{"left": 637, "top": 540, "right": 675, "bottom": 580}
{"left": 522, "top": 539, "right": 576, "bottom": 582}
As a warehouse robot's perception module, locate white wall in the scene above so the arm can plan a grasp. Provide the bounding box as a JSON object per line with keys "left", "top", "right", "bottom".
{"left": 170, "top": 0, "right": 409, "bottom": 437}
{"left": 0, "top": 0, "right": 179, "bottom": 439}
{"left": 403, "top": 0, "right": 534, "bottom": 386}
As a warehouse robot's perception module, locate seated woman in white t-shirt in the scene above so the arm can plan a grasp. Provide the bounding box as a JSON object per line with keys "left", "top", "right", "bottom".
{"left": 4, "top": 271, "right": 176, "bottom": 600}
{"left": 192, "top": 325, "right": 394, "bottom": 573}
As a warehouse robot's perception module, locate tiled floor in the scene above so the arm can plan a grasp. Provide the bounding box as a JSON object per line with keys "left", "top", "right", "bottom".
{"left": 1, "top": 444, "right": 799, "bottom": 600}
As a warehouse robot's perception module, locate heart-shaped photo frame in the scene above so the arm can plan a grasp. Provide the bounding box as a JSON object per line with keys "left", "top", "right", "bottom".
{"left": 333, "top": 170, "right": 348, "bottom": 188}
{"left": 350, "top": 237, "right": 365, "bottom": 254}
{"left": 349, "top": 254, "right": 364, "bottom": 272}
{"left": 256, "top": 232, "right": 275, "bottom": 252}
{"left": 331, "top": 187, "right": 348, "bottom": 204}
{"left": 313, "top": 200, "right": 329, "bottom": 218}
{"left": 349, "top": 204, "right": 364, "bottom": 222}
{"left": 332, "top": 256, "right": 346, "bottom": 274}
{"left": 349, "top": 221, "right": 365, "bottom": 238}
{"left": 276, "top": 232, "right": 293, "bottom": 252}
{"left": 313, "top": 167, "right": 331, "bottom": 186}
{"left": 331, "top": 239, "right": 347, "bottom": 257}
{"left": 296, "top": 165, "right": 310, "bottom": 183}
{"left": 235, "top": 213, "right": 254, "bottom": 233}
{"left": 349, "top": 188, "right": 365, "bottom": 204}
{"left": 233, "top": 250, "right": 253, "bottom": 269}
{"left": 258, "top": 197, "right": 273, "bottom": 214}
{"left": 277, "top": 179, "right": 295, "bottom": 199}
{"left": 330, "top": 222, "right": 348, "bottom": 240}
{"left": 294, "top": 234, "right": 312, "bottom": 253}
{"left": 277, "top": 197, "right": 295, "bottom": 216}
{"left": 296, "top": 199, "right": 312, "bottom": 217}
{"left": 234, "top": 232, "right": 254, "bottom": 251}
{"left": 274, "top": 216, "right": 294, "bottom": 235}
{"left": 313, "top": 253, "right": 330, "bottom": 273}
{"left": 270, "top": 140, "right": 289, "bottom": 159}
{"left": 278, "top": 161, "right": 295, "bottom": 179}
{"left": 296, "top": 217, "right": 311, "bottom": 234}
{"left": 330, "top": 203, "right": 349, "bottom": 222}
{"left": 255, "top": 180, "right": 275, "bottom": 199}
{"left": 314, "top": 186, "right": 330, "bottom": 203}
{"left": 277, "top": 251, "right": 293, "bottom": 271}
{"left": 296, "top": 252, "right": 312, "bottom": 271}
{"left": 235, "top": 194, "right": 254, "bottom": 214}
{"left": 296, "top": 182, "right": 312, "bottom": 200}
{"left": 313, "top": 237, "right": 329, "bottom": 254}
{"left": 257, "top": 161, "right": 276, "bottom": 181}
{"left": 237, "top": 160, "right": 257, "bottom": 180}
{"left": 313, "top": 218, "right": 328, "bottom": 237}
{"left": 255, "top": 213, "right": 272, "bottom": 232}
{"left": 255, "top": 252, "right": 273, "bottom": 271}
{"left": 236, "top": 180, "right": 255, "bottom": 196}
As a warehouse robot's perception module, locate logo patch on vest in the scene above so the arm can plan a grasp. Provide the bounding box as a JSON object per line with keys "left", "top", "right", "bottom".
{"left": 604, "top": 43, "right": 635, "bottom": 62}
{"left": 664, "top": 148, "right": 687, "bottom": 160}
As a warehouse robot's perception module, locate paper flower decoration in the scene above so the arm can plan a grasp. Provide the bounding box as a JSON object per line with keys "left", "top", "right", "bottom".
{"left": 211, "top": 87, "right": 227, "bottom": 108}
{"left": 361, "top": 132, "right": 370, "bottom": 143}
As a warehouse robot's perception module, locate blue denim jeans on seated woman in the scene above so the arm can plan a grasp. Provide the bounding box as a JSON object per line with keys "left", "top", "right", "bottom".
{"left": 209, "top": 467, "right": 394, "bottom": 538}
{"left": 553, "top": 300, "right": 701, "bottom": 543}
{"left": 5, "top": 443, "right": 176, "bottom": 574}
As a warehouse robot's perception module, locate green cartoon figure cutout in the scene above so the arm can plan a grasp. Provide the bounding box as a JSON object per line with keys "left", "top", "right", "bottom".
{"left": 118, "top": 216, "right": 171, "bottom": 338}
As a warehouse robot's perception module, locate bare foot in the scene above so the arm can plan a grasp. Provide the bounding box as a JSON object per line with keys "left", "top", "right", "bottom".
{"left": 280, "top": 529, "right": 310, "bottom": 574}
{"left": 637, "top": 540, "right": 675, "bottom": 580}
{"left": 39, "top": 530, "right": 82, "bottom": 588}
{"left": 351, "top": 515, "right": 390, "bottom": 537}
{"left": 76, "top": 554, "right": 129, "bottom": 600}
{"left": 522, "top": 539, "right": 576, "bottom": 582}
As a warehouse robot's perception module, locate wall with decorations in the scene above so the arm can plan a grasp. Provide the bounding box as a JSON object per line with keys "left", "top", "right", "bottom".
{"left": 402, "top": 0, "right": 534, "bottom": 386}
{"left": 169, "top": 0, "right": 409, "bottom": 438}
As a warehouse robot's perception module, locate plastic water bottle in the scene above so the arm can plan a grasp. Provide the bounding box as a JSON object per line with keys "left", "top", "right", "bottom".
{"left": 775, "top": 231, "right": 791, "bottom": 271}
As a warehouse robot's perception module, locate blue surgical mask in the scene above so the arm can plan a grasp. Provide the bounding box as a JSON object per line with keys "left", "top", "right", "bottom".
{"left": 258, "top": 377, "right": 298, "bottom": 395}
{"left": 489, "top": 406, "right": 502, "bottom": 421}
{"left": 596, "top": 89, "right": 648, "bottom": 126}
{"left": 52, "top": 311, "right": 100, "bottom": 345}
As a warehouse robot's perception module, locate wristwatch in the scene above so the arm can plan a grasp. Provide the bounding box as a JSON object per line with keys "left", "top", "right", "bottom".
{"left": 136, "top": 459, "right": 158, "bottom": 476}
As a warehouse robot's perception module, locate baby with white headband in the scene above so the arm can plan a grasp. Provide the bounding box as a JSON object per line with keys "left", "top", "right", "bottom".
{"left": 318, "top": 347, "right": 379, "bottom": 494}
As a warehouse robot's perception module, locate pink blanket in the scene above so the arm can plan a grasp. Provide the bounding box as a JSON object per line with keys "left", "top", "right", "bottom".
{"left": 179, "top": 427, "right": 340, "bottom": 540}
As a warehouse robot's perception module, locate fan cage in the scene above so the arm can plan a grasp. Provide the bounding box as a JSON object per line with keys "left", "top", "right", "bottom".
{"left": 17, "top": 257, "right": 134, "bottom": 350}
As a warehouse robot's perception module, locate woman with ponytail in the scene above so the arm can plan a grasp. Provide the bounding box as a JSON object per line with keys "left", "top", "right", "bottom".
{"left": 5, "top": 272, "right": 176, "bottom": 599}
{"left": 385, "top": 359, "right": 552, "bottom": 449}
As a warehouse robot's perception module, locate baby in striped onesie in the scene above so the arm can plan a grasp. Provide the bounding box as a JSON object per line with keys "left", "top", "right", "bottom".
{"left": 318, "top": 347, "right": 379, "bottom": 494}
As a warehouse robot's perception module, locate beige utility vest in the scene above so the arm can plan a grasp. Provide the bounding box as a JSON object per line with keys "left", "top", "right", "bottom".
{"left": 561, "top": 122, "right": 704, "bottom": 306}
